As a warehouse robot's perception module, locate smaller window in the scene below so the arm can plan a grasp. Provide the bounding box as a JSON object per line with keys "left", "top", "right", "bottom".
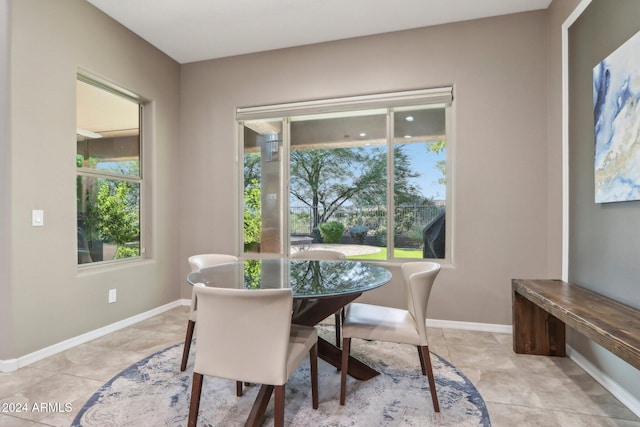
{"left": 76, "top": 78, "right": 142, "bottom": 265}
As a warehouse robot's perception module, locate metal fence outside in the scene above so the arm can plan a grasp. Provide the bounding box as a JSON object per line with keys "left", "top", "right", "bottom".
{"left": 290, "top": 205, "right": 446, "bottom": 236}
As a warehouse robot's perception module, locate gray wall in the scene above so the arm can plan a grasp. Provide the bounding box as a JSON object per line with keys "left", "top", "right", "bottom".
{"left": 2, "top": 0, "right": 181, "bottom": 358}
{"left": 568, "top": 0, "right": 640, "bottom": 399}
{"left": 0, "top": 0, "right": 12, "bottom": 360}
{"left": 180, "top": 10, "right": 558, "bottom": 325}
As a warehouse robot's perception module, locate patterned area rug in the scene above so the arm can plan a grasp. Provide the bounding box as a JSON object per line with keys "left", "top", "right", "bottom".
{"left": 73, "top": 330, "right": 490, "bottom": 427}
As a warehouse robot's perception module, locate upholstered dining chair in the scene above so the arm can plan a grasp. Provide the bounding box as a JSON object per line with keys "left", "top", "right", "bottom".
{"left": 187, "top": 286, "right": 318, "bottom": 427}
{"left": 290, "top": 249, "right": 346, "bottom": 346}
{"left": 339, "top": 261, "right": 441, "bottom": 412}
{"left": 181, "top": 253, "right": 238, "bottom": 372}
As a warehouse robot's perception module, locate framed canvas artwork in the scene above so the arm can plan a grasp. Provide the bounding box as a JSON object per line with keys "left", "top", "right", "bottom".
{"left": 593, "top": 30, "right": 640, "bottom": 203}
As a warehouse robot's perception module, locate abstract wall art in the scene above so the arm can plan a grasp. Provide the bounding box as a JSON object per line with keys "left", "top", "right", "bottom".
{"left": 593, "top": 30, "right": 640, "bottom": 203}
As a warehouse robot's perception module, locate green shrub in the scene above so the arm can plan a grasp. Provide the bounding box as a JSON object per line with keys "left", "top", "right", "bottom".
{"left": 115, "top": 246, "right": 140, "bottom": 259}
{"left": 349, "top": 225, "right": 369, "bottom": 244}
{"left": 318, "top": 221, "right": 345, "bottom": 243}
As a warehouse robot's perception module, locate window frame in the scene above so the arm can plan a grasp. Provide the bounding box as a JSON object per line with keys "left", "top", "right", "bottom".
{"left": 238, "top": 87, "right": 453, "bottom": 263}
{"left": 76, "top": 73, "right": 145, "bottom": 267}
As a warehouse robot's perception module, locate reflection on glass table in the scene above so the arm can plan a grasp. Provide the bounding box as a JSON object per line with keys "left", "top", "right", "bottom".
{"left": 190, "top": 259, "right": 390, "bottom": 293}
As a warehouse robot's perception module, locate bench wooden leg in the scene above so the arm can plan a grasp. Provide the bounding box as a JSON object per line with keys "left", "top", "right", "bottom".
{"left": 513, "top": 291, "right": 566, "bottom": 356}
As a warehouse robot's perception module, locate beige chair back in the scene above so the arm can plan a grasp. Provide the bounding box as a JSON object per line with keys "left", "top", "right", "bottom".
{"left": 401, "top": 262, "right": 441, "bottom": 345}
{"left": 187, "top": 254, "right": 238, "bottom": 315}
{"left": 188, "top": 253, "right": 238, "bottom": 272}
{"left": 290, "top": 249, "right": 346, "bottom": 260}
{"left": 194, "top": 286, "right": 294, "bottom": 386}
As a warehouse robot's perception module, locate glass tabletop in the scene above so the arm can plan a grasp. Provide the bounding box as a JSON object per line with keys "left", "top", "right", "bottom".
{"left": 187, "top": 259, "right": 392, "bottom": 299}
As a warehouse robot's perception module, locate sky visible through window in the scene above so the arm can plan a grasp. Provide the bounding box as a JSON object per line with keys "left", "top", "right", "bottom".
{"left": 403, "top": 142, "right": 446, "bottom": 202}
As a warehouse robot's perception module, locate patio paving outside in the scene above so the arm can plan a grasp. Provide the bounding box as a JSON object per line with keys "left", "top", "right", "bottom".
{"left": 295, "top": 243, "right": 382, "bottom": 257}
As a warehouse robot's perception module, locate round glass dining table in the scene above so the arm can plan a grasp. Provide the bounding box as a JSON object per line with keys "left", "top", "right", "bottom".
{"left": 187, "top": 258, "right": 391, "bottom": 297}
{"left": 187, "top": 258, "right": 391, "bottom": 375}
{"left": 187, "top": 259, "right": 391, "bottom": 427}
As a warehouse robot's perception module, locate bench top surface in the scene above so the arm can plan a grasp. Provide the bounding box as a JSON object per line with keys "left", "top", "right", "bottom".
{"left": 513, "top": 279, "right": 640, "bottom": 369}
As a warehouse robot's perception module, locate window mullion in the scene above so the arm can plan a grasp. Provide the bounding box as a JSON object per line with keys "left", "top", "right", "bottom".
{"left": 77, "top": 169, "right": 141, "bottom": 183}
{"left": 283, "top": 118, "right": 291, "bottom": 256}
{"left": 386, "top": 110, "right": 395, "bottom": 260}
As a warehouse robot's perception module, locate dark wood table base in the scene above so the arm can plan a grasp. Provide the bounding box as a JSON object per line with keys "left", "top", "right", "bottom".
{"left": 244, "top": 293, "right": 380, "bottom": 426}
{"left": 245, "top": 385, "right": 274, "bottom": 427}
{"left": 317, "top": 337, "right": 379, "bottom": 380}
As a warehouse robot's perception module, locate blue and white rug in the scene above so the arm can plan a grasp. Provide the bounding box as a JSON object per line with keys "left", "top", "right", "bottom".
{"left": 73, "top": 330, "right": 490, "bottom": 426}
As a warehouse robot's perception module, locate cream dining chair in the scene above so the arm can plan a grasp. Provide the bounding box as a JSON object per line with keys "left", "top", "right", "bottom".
{"left": 187, "top": 286, "right": 318, "bottom": 427}
{"left": 181, "top": 253, "right": 238, "bottom": 372}
{"left": 290, "top": 249, "right": 346, "bottom": 346}
{"left": 339, "top": 261, "right": 441, "bottom": 412}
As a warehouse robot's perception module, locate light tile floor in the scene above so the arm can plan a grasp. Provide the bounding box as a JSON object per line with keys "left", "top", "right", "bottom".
{"left": 1, "top": 306, "right": 639, "bottom": 426}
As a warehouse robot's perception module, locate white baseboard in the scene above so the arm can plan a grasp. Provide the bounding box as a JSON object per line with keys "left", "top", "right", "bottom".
{"left": 426, "top": 318, "right": 512, "bottom": 334}
{"left": 567, "top": 346, "right": 640, "bottom": 418}
{"left": 0, "top": 299, "right": 190, "bottom": 373}
{"left": 0, "top": 357, "right": 18, "bottom": 372}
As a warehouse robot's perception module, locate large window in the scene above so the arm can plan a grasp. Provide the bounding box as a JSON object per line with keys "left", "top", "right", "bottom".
{"left": 76, "top": 77, "right": 142, "bottom": 265}
{"left": 239, "top": 88, "right": 452, "bottom": 262}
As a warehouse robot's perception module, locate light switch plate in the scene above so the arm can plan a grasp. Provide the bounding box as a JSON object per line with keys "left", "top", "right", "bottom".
{"left": 32, "top": 210, "right": 44, "bottom": 227}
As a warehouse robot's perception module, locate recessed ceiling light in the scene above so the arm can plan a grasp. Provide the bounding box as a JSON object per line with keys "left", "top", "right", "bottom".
{"left": 404, "top": 135, "right": 412, "bottom": 139}
{"left": 360, "top": 132, "right": 366, "bottom": 137}
{"left": 405, "top": 116, "right": 414, "bottom": 122}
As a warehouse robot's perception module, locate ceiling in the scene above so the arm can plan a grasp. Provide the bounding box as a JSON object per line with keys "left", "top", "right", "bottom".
{"left": 87, "top": 0, "right": 552, "bottom": 64}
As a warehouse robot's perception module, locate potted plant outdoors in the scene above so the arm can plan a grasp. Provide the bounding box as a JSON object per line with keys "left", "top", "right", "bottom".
{"left": 349, "top": 225, "right": 369, "bottom": 245}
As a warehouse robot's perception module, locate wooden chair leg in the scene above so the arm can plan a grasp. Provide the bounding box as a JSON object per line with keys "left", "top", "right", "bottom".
{"left": 274, "top": 385, "right": 285, "bottom": 427}
{"left": 334, "top": 311, "right": 342, "bottom": 347}
{"left": 236, "top": 381, "right": 243, "bottom": 397}
{"left": 417, "top": 345, "right": 427, "bottom": 375}
{"left": 188, "top": 372, "right": 203, "bottom": 427}
{"left": 310, "top": 343, "right": 318, "bottom": 409}
{"left": 181, "top": 320, "right": 195, "bottom": 372}
{"left": 340, "top": 337, "right": 351, "bottom": 405}
{"left": 419, "top": 345, "right": 440, "bottom": 412}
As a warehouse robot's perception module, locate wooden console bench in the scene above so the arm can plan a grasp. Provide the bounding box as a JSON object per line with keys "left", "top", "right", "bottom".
{"left": 512, "top": 279, "right": 640, "bottom": 370}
